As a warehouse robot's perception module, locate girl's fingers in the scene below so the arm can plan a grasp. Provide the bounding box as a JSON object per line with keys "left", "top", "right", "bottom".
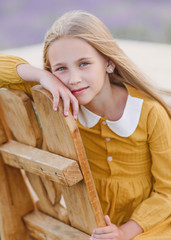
{"left": 92, "top": 232, "right": 118, "bottom": 239}
{"left": 93, "top": 225, "right": 115, "bottom": 234}
{"left": 63, "top": 96, "right": 70, "bottom": 117}
{"left": 69, "top": 95, "right": 79, "bottom": 120}
{"left": 57, "top": 89, "right": 70, "bottom": 116}
{"left": 52, "top": 93, "right": 59, "bottom": 111}
{"left": 51, "top": 85, "right": 79, "bottom": 119}
{"left": 59, "top": 89, "right": 79, "bottom": 119}
{"left": 104, "top": 215, "right": 112, "bottom": 226}
{"left": 91, "top": 224, "right": 119, "bottom": 240}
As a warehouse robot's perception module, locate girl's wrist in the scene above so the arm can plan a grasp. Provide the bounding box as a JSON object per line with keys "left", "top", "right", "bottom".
{"left": 17, "top": 64, "right": 44, "bottom": 83}
{"left": 119, "top": 220, "right": 143, "bottom": 240}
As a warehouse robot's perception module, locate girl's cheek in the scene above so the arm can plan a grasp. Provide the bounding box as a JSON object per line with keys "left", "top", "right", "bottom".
{"left": 53, "top": 72, "right": 68, "bottom": 84}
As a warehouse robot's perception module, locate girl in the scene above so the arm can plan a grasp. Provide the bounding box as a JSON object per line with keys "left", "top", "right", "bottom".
{"left": 0, "top": 11, "right": 171, "bottom": 240}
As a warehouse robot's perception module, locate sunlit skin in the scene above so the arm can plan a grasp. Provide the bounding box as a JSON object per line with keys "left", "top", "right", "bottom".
{"left": 48, "top": 37, "right": 128, "bottom": 121}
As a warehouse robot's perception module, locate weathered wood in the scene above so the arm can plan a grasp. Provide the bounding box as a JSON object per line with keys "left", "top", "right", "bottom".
{"left": 0, "top": 89, "right": 66, "bottom": 225}
{"left": 0, "top": 88, "right": 42, "bottom": 147}
{"left": 0, "top": 86, "right": 105, "bottom": 238}
{"left": 32, "top": 87, "right": 78, "bottom": 160}
{"left": 31, "top": 86, "right": 105, "bottom": 234}
{"left": 61, "top": 181, "right": 102, "bottom": 232}
{"left": 0, "top": 119, "right": 7, "bottom": 145}
{"left": 0, "top": 140, "right": 83, "bottom": 186}
{"left": 26, "top": 172, "right": 69, "bottom": 224}
{"left": 0, "top": 154, "right": 34, "bottom": 240}
{"left": 39, "top": 176, "right": 61, "bottom": 204}
{"left": 0, "top": 104, "right": 10, "bottom": 143}
{"left": 24, "top": 211, "right": 90, "bottom": 240}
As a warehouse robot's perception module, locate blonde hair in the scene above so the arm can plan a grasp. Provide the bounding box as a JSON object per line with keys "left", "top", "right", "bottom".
{"left": 43, "top": 10, "right": 170, "bottom": 116}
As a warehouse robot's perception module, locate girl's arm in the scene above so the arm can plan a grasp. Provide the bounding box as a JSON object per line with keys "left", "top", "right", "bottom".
{"left": 0, "top": 54, "right": 79, "bottom": 119}
{"left": 130, "top": 102, "right": 171, "bottom": 231}
{"left": 90, "top": 215, "right": 143, "bottom": 240}
{"left": 17, "top": 64, "right": 79, "bottom": 119}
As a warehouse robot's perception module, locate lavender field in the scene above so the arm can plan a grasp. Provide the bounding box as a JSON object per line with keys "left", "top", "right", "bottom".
{"left": 0, "top": 0, "right": 171, "bottom": 50}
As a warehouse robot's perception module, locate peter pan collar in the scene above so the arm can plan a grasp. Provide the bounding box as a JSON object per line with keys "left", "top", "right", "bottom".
{"left": 78, "top": 94, "right": 143, "bottom": 137}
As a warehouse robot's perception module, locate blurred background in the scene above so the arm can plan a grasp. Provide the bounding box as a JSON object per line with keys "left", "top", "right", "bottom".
{"left": 0, "top": 0, "right": 171, "bottom": 105}
{"left": 0, "top": 0, "right": 171, "bottom": 49}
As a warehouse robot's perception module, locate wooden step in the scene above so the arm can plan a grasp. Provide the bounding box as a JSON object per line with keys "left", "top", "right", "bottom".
{"left": 24, "top": 211, "right": 90, "bottom": 240}
{"left": 0, "top": 140, "right": 83, "bottom": 186}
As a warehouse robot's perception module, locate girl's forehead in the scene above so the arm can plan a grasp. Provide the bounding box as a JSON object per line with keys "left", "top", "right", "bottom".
{"left": 48, "top": 37, "right": 101, "bottom": 61}
{"left": 49, "top": 37, "right": 92, "bottom": 51}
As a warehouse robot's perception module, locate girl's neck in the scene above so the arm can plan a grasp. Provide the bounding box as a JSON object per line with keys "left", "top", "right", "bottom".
{"left": 84, "top": 83, "right": 128, "bottom": 121}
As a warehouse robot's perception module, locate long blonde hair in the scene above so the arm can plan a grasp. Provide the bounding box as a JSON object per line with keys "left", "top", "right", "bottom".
{"left": 43, "top": 10, "right": 170, "bottom": 116}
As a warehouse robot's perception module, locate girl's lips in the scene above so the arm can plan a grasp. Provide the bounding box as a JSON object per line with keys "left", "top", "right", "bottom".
{"left": 71, "top": 87, "right": 89, "bottom": 95}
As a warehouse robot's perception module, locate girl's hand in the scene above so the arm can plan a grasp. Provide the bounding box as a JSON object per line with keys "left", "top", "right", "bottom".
{"left": 90, "top": 215, "right": 124, "bottom": 240}
{"left": 17, "top": 64, "right": 79, "bottom": 119}
{"left": 39, "top": 70, "right": 79, "bottom": 119}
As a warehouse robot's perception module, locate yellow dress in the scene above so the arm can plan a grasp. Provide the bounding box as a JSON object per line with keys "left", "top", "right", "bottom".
{"left": 0, "top": 53, "right": 171, "bottom": 239}
{"left": 0, "top": 53, "right": 37, "bottom": 97}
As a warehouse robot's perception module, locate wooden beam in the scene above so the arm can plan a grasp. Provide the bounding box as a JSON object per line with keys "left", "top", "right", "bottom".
{"left": 24, "top": 211, "right": 90, "bottom": 240}
{"left": 0, "top": 118, "right": 7, "bottom": 145}
{"left": 0, "top": 155, "right": 34, "bottom": 240}
{"left": 0, "top": 141, "right": 83, "bottom": 186}
{"left": 0, "top": 88, "right": 42, "bottom": 147}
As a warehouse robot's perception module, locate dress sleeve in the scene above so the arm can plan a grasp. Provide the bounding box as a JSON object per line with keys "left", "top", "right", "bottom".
{"left": 0, "top": 53, "right": 37, "bottom": 97}
{"left": 130, "top": 102, "right": 171, "bottom": 232}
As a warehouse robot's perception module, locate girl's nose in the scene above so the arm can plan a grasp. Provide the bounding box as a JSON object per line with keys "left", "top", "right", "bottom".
{"left": 68, "top": 71, "right": 81, "bottom": 85}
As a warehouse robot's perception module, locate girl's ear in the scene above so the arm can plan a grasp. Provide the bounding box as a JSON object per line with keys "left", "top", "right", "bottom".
{"left": 106, "top": 59, "right": 115, "bottom": 73}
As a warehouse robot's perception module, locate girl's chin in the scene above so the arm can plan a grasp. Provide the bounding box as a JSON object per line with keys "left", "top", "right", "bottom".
{"left": 76, "top": 97, "right": 91, "bottom": 106}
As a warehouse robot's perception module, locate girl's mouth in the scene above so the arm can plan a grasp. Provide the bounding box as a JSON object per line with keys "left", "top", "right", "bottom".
{"left": 71, "top": 87, "right": 89, "bottom": 96}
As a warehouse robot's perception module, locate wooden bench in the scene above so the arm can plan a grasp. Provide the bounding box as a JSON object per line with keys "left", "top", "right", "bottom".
{"left": 0, "top": 86, "right": 105, "bottom": 240}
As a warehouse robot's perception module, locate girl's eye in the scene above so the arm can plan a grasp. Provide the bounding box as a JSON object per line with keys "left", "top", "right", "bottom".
{"left": 57, "top": 67, "right": 66, "bottom": 71}
{"left": 80, "top": 62, "right": 89, "bottom": 67}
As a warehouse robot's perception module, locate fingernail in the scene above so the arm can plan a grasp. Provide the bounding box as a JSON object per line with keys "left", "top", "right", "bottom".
{"left": 74, "top": 115, "right": 77, "bottom": 120}
{"left": 65, "top": 111, "right": 69, "bottom": 116}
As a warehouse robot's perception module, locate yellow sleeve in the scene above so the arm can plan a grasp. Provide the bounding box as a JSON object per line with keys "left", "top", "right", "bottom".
{"left": 0, "top": 53, "right": 37, "bottom": 97}
{"left": 130, "top": 102, "right": 171, "bottom": 231}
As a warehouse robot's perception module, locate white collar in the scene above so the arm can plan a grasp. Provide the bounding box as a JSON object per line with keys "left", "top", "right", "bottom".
{"left": 78, "top": 94, "right": 143, "bottom": 137}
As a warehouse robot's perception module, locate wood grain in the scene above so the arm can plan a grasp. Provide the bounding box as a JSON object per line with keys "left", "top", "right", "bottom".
{"left": 26, "top": 172, "right": 69, "bottom": 224}
{"left": 0, "top": 88, "right": 42, "bottom": 147}
{"left": 0, "top": 89, "right": 67, "bottom": 225}
{"left": 0, "top": 155, "right": 34, "bottom": 240}
{"left": 0, "top": 140, "right": 83, "bottom": 186}
{"left": 24, "top": 211, "right": 90, "bottom": 240}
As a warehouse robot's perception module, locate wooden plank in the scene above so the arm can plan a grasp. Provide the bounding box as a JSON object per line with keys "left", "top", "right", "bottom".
{"left": 24, "top": 211, "right": 90, "bottom": 240}
{"left": 0, "top": 119, "right": 7, "bottom": 145}
{"left": 0, "top": 88, "right": 42, "bottom": 147}
{"left": 0, "top": 104, "right": 10, "bottom": 144}
{"left": 26, "top": 172, "right": 70, "bottom": 224}
{"left": 0, "top": 140, "right": 83, "bottom": 186}
{"left": 32, "top": 87, "right": 78, "bottom": 160}
{"left": 31, "top": 86, "right": 105, "bottom": 234}
{"left": 61, "top": 181, "right": 102, "bottom": 233}
{"left": 0, "top": 155, "right": 34, "bottom": 240}
{"left": 71, "top": 125, "right": 106, "bottom": 228}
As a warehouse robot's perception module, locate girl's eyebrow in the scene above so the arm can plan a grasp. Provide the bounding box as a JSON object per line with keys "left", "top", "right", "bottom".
{"left": 52, "top": 62, "right": 66, "bottom": 68}
{"left": 52, "top": 57, "right": 93, "bottom": 68}
{"left": 78, "top": 57, "right": 92, "bottom": 62}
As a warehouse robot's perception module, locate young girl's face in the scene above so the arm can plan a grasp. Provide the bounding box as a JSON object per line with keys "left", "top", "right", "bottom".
{"left": 48, "top": 37, "right": 111, "bottom": 106}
